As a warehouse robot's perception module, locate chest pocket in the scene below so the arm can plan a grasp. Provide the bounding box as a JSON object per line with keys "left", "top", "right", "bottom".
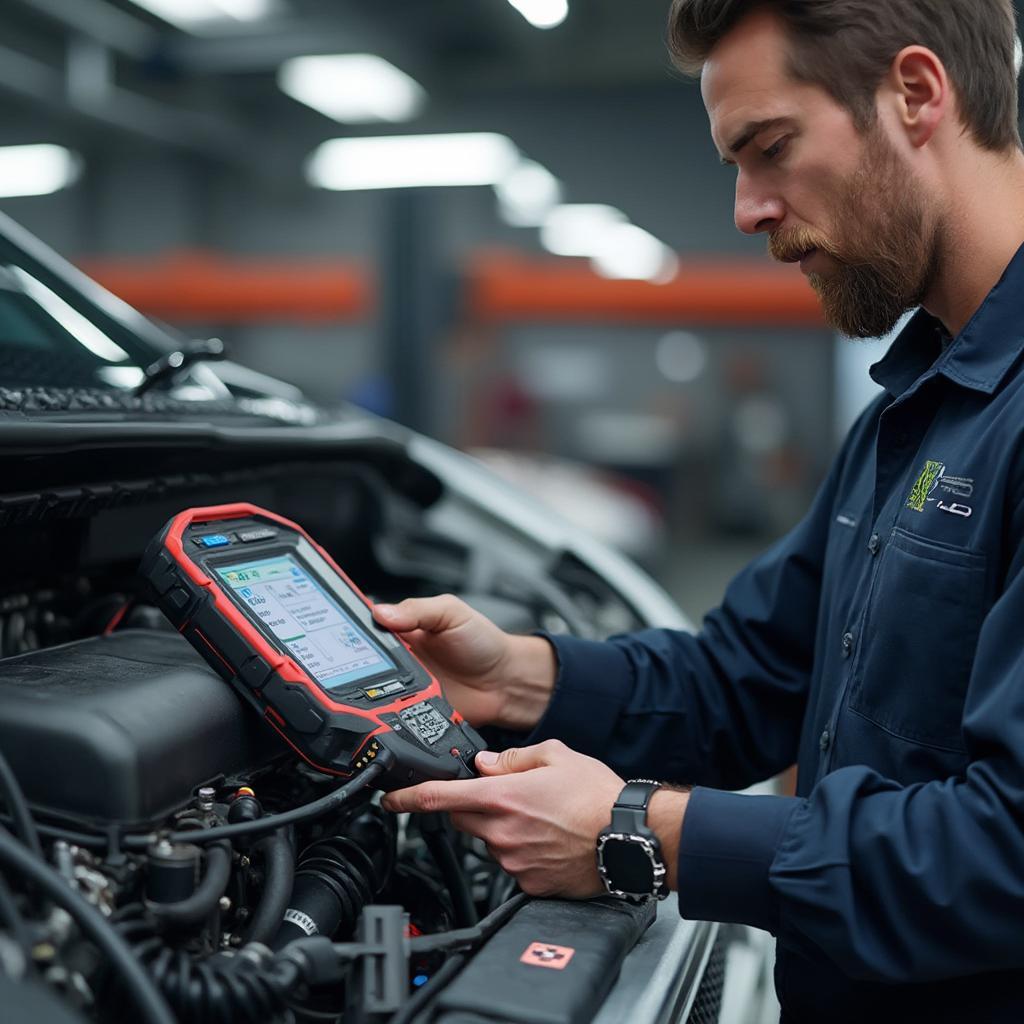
{"left": 847, "top": 527, "right": 986, "bottom": 752}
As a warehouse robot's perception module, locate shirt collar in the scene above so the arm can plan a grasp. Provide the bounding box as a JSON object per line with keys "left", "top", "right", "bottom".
{"left": 870, "top": 240, "right": 1024, "bottom": 398}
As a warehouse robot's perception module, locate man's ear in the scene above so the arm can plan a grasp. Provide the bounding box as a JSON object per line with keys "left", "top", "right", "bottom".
{"left": 886, "top": 46, "right": 949, "bottom": 149}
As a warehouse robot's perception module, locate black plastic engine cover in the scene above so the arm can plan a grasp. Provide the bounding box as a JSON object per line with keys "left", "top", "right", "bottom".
{"left": 0, "top": 629, "right": 286, "bottom": 828}
{"left": 427, "top": 896, "right": 655, "bottom": 1024}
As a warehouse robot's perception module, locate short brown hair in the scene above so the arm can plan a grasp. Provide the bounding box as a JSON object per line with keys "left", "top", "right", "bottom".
{"left": 668, "top": 0, "right": 1022, "bottom": 152}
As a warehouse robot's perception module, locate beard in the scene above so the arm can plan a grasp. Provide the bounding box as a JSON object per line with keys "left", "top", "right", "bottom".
{"left": 768, "top": 126, "right": 940, "bottom": 339}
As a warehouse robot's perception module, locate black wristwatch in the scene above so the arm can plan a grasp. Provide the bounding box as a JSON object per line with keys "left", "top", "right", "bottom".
{"left": 596, "top": 780, "right": 669, "bottom": 904}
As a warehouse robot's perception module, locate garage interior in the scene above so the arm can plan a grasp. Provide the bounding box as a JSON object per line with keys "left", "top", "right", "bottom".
{"left": 4, "top": 2, "right": 1017, "bottom": 1023}
{"left": 0, "top": 0, "right": 893, "bottom": 617}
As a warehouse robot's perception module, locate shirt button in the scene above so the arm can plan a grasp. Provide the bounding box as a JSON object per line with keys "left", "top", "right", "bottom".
{"left": 868, "top": 533, "right": 880, "bottom": 556}
{"left": 819, "top": 728, "right": 831, "bottom": 752}
{"left": 841, "top": 631, "right": 855, "bottom": 658}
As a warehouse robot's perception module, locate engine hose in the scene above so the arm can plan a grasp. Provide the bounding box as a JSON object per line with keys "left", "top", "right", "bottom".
{"left": 271, "top": 835, "right": 379, "bottom": 950}
{"left": 122, "top": 932, "right": 302, "bottom": 1024}
{"left": 266, "top": 801, "right": 393, "bottom": 952}
{"left": 244, "top": 829, "right": 295, "bottom": 946}
{"left": 147, "top": 840, "right": 231, "bottom": 928}
{"left": 420, "top": 814, "right": 478, "bottom": 927}
{"left": 0, "top": 747, "right": 42, "bottom": 859}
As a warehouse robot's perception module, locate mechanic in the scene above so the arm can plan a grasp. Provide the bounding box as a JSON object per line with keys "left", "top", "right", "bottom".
{"left": 375, "top": 1, "right": 1024, "bottom": 1020}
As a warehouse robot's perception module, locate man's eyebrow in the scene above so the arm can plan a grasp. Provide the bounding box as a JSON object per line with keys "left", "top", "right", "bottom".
{"left": 719, "top": 117, "right": 793, "bottom": 165}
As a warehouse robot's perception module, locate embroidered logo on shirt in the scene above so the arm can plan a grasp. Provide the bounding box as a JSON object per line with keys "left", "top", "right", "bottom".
{"left": 907, "top": 460, "right": 945, "bottom": 512}
{"left": 907, "top": 460, "right": 974, "bottom": 517}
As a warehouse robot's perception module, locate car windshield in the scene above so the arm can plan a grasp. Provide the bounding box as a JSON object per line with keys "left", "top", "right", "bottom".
{"left": 0, "top": 231, "right": 168, "bottom": 392}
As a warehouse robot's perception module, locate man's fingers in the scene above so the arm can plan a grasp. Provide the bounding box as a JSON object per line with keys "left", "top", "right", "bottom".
{"left": 381, "top": 777, "right": 499, "bottom": 815}
{"left": 448, "top": 810, "right": 490, "bottom": 841}
{"left": 373, "top": 595, "right": 471, "bottom": 634}
{"left": 475, "top": 739, "right": 568, "bottom": 777}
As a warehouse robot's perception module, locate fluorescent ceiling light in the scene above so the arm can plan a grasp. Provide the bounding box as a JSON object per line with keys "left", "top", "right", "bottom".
{"left": 278, "top": 55, "right": 426, "bottom": 124}
{"left": 591, "top": 224, "right": 679, "bottom": 283}
{"left": 495, "top": 160, "right": 562, "bottom": 226}
{"left": 307, "top": 133, "right": 520, "bottom": 191}
{"left": 126, "top": 0, "right": 277, "bottom": 32}
{"left": 540, "top": 204, "right": 627, "bottom": 257}
{"left": 0, "top": 145, "right": 81, "bottom": 198}
{"left": 541, "top": 204, "right": 678, "bottom": 282}
{"left": 507, "top": 0, "right": 569, "bottom": 30}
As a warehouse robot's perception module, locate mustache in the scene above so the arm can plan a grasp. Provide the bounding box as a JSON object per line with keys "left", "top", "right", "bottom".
{"left": 768, "top": 228, "right": 836, "bottom": 264}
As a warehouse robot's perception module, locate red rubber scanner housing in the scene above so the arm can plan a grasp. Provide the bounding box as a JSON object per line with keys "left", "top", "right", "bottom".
{"left": 141, "top": 503, "right": 481, "bottom": 788}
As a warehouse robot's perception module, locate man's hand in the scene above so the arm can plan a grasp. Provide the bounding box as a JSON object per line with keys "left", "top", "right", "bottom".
{"left": 382, "top": 740, "right": 623, "bottom": 899}
{"left": 373, "top": 594, "right": 556, "bottom": 731}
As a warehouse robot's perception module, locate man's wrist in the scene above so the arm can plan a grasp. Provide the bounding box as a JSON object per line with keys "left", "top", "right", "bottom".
{"left": 647, "top": 788, "right": 688, "bottom": 892}
{"left": 493, "top": 634, "right": 557, "bottom": 732}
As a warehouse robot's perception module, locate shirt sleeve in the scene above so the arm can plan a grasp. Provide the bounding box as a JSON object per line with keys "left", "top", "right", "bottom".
{"left": 527, "top": 442, "right": 846, "bottom": 791}
{"left": 679, "top": 546, "right": 1024, "bottom": 983}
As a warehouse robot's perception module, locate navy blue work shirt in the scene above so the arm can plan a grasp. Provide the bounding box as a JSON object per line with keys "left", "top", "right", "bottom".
{"left": 529, "top": 243, "right": 1024, "bottom": 1022}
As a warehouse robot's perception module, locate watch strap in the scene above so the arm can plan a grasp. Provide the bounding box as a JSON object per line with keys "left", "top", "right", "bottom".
{"left": 610, "top": 780, "right": 661, "bottom": 832}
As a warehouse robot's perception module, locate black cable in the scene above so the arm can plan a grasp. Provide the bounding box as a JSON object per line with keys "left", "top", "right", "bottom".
{"left": 0, "top": 820, "right": 108, "bottom": 851}
{"left": 154, "top": 758, "right": 391, "bottom": 848}
{"left": 0, "top": 827, "right": 175, "bottom": 1024}
{"left": 14, "top": 760, "right": 392, "bottom": 853}
{"left": 147, "top": 841, "right": 232, "bottom": 929}
{"left": 373, "top": 895, "right": 530, "bottom": 1024}
{"left": 407, "top": 893, "right": 528, "bottom": 955}
{"left": 0, "top": 870, "right": 33, "bottom": 960}
{"left": 327, "top": 893, "right": 529, "bottom": 967}
{"left": 420, "top": 814, "right": 478, "bottom": 928}
{"left": 0, "top": 748, "right": 42, "bottom": 859}
{"left": 245, "top": 828, "right": 295, "bottom": 945}
{"left": 486, "top": 870, "right": 519, "bottom": 915}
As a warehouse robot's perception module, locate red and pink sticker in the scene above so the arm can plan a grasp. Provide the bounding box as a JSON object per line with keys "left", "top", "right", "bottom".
{"left": 519, "top": 942, "right": 576, "bottom": 970}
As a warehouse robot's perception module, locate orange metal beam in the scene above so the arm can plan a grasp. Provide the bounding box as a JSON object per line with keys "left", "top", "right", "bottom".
{"left": 465, "top": 252, "right": 825, "bottom": 327}
{"left": 80, "top": 250, "right": 372, "bottom": 323}
{"left": 79, "top": 248, "right": 824, "bottom": 328}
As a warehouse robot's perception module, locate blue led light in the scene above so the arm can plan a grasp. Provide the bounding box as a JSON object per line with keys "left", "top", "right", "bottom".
{"left": 199, "top": 534, "right": 231, "bottom": 548}
{"left": 413, "top": 974, "right": 429, "bottom": 987}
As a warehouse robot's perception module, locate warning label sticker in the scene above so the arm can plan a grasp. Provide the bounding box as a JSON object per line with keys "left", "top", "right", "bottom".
{"left": 519, "top": 942, "right": 576, "bottom": 970}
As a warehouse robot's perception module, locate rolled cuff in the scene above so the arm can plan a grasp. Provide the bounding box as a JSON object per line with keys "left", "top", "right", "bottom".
{"left": 525, "top": 633, "right": 633, "bottom": 759}
{"left": 677, "top": 787, "right": 801, "bottom": 935}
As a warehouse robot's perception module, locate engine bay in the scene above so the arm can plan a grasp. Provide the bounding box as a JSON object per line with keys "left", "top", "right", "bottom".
{"left": 0, "top": 438, "right": 663, "bottom": 1024}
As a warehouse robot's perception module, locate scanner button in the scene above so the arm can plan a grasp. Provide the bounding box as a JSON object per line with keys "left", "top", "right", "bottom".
{"left": 167, "top": 586, "right": 191, "bottom": 610}
{"left": 239, "top": 655, "right": 271, "bottom": 690}
{"left": 271, "top": 685, "right": 325, "bottom": 734}
{"left": 238, "top": 528, "right": 277, "bottom": 543}
{"left": 196, "top": 534, "right": 231, "bottom": 548}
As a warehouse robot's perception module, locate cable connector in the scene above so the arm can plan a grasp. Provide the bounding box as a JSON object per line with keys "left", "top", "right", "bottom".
{"left": 346, "top": 906, "right": 409, "bottom": 1017}
{"left": 278, "top": 935, "right": 349, "bottom": 986}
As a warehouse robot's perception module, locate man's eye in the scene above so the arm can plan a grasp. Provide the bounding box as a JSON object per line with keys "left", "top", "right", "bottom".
{"left": 763, "top": 138, "right": 788, "bottom": 161}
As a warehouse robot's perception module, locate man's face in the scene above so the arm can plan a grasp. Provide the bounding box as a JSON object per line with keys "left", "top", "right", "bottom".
{"left": 702, "top": 9, "right": 940, "bottom": 338}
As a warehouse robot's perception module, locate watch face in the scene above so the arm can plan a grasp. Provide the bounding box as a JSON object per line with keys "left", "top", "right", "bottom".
{"left": 601, "top": 837, "right": 656, "bottom": 895}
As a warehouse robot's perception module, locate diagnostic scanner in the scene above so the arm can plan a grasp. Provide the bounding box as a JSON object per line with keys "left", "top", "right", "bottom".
{"left": 140, "top": 503, "right": 484, "bottom": 789}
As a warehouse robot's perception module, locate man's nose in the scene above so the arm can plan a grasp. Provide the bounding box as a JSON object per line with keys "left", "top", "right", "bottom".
{"left": 734, "top": 174, "right": 784, "bottom": 235}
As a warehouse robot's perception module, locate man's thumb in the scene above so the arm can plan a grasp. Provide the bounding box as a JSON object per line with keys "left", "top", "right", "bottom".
{"left": 475, "top": 741, "right": 563, "bottom": 776}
